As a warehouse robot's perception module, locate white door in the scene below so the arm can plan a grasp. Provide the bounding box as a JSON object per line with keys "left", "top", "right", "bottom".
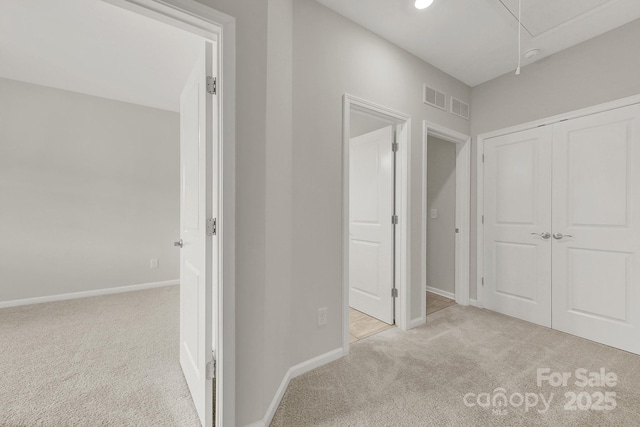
{"left": 483, "top": 127, "right": 553, "bottom": 327}
{"left": 552, "top": 104, "right": 640, "bottom": 354}
{"left": 349, "top": 126, "right": 394, "bottom": 324}
{"left": 178, "top": 40, "right": 216, "bottom": 427}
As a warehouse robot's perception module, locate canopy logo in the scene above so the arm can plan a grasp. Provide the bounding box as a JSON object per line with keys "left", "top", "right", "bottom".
{"left": 463, "top": 367, "right": 618, "bottom": 416}
{"left": 463, "top": 389, "right": 554, "bottom": 415}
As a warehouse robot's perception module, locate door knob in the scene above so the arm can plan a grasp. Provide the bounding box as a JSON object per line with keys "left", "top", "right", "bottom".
{"left": 531, "top": 232, "right": 551, "bottom": 239}
{"left": 174, "top": 239, "right": 183, "bottom": 248}
{"left": 553, "top": 233, "right": 573, "bottom": 240}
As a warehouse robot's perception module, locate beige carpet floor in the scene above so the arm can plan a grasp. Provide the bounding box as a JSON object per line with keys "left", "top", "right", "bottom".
{"left": 272, "top": 305, "right": 640, "bottom": 426}
{"left": 0, "top": 286, "right": 201, "bottom": 427}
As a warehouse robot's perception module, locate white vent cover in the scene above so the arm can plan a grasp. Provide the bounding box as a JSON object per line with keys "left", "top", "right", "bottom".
{"left": 450, "top": 97, "right": 470, "bottom": 120}
{"left": 423, "top": 85, "right": 446, "bottom": 111}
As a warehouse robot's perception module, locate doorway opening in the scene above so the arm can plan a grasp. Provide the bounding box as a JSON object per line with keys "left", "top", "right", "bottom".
{"left": 0, "top": 0, "right": 236, "bottom": 425}
{"left": 342, "top": 95, "right": 410, "bottom": 354}
{"left": 105, "top": 2, "right": 235, "bottom": 426}
{"left": 421, "top": 121, "right": 471, "bottom": 321}
{"left": 425, "top": 135, "right": 458, "bottom": 314}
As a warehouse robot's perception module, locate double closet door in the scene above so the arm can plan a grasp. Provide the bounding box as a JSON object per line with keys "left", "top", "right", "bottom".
{"left": 484, "top": 103, "right": 640, "bottom": 355}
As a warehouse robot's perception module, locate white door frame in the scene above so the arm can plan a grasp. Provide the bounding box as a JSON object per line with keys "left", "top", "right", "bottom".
{"left": 421, "top": 122, "right": 471, "bottom": 321}
{"left": 342, "top": 94, "right": 411, "bottom": 355}
{"left": 101, "top": 1, "right": 236, "bottom": 425}
{"left": 476, "top": 93, "right": 640, "bottom": 310}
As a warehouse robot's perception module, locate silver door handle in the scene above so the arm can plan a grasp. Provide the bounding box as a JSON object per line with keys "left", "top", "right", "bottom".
{"left": 531, "top": 232, "right": 551, "bottom": 239}
{"left": 174, "top": 239, "right": 183, "bottom": 248}
{"left": 553, "top": 233, "right": 573, "bottom": 240}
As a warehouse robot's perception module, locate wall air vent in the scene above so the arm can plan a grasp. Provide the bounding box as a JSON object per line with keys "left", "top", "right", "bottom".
{"left": 423, "top": 85, "right": 446, "bottom": 111}
{"left": 450, "top": 96, "right": 470, "bottom": 120}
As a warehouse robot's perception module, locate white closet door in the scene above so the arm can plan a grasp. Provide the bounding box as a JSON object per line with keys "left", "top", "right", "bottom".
{"left": 349, "top": 126, "right": 394, "bottom": 325}
{"left": 483, "top": 127, "right": 553, "bottom": 327}
{"left": 552, "top": 104, "right": 640, "bottom": 355}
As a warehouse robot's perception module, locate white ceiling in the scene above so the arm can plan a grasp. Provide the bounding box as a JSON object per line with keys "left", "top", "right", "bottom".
{"left": 315, "top": 0, "right": 640, "bottom": 87}
{"left": 0, "top": 0, "right": 203, "bottom": 112}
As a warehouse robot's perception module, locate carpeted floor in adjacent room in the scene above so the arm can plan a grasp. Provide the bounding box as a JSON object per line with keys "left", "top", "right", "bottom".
{"left": 0, "top": 286, "right": 201, "bottom": 427}
{"left": 271, "top": 305, "right": 640, "bottom": 426}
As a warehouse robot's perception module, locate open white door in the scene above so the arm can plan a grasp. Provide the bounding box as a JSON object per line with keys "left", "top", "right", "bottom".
{"left": 349, "top": 126, "right": 395, "bottom": 325}
{"left": 178, "top": 40, "right": 217, "bottom": 427}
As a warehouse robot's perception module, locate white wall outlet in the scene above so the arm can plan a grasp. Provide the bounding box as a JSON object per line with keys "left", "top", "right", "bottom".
{"left": 150, "top": 258, "right": 159, "bottom": 269}
{"left": 317, "top": 307, "right": 328, "bottom": 327}
{"left": 431, "top": 208, "right": 438, "bottom": 219}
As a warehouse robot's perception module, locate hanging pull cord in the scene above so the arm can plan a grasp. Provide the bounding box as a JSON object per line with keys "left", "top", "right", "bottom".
{"left": 515, "top": 0, "right": 522, "bottom": 75}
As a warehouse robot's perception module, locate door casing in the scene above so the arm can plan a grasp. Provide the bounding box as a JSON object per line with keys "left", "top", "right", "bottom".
{"left": 342, "top": 94, "right": 410, "bottom": 356}
{"left": 421, "top": 121, "right": 472, "bottom": 322}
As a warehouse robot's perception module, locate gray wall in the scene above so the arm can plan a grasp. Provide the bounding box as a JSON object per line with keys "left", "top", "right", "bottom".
{"left": 426, "top": 136, "right": 456, "bottom": 295}
{"left": 197, "top": 0, "right": 291, "bottom": 424}
{"left": 0, "top": 77, "right": 179, "bottom": 303}
{"left": 469, "top": 18, "right": 640, "bottom": 300}
{"left": 292, "top": 0, "right": 471, "bottom": 366}
{"left": 264, "top": 0, "right": 294, "bottom": 423}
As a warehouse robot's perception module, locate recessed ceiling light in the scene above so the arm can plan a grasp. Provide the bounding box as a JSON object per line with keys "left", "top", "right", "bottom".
{"left": 415, "top": 0, "right": 434, "bottom": 10}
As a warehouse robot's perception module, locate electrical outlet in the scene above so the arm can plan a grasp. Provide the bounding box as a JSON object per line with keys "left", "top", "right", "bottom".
{"left": 150, "top": 258, "right": 159, "bottom": 269}
{"left": 317, "top": 307, "right": 328, "bottom": 327}
{"left": 430, "top": 208, "right": 438, "bottom": 219}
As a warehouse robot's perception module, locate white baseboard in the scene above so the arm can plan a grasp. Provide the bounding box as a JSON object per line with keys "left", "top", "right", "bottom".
{"left": 0, "top": 280, "right": 179, "bottom": 309}
{"left": 426, "top": 286, "right": 455, "bottom": 300}
{"left": 407, "top": 316, "right": 426, "bottom": 329}
{"left": 249, "top": 347, "right": 344, "bottom": 427}
{"left": 247, "top": 293, "right": 480, "bottom": 426}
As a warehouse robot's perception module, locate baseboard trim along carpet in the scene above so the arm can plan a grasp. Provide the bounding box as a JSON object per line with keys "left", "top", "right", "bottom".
{"left": 426, "top": 286, "right": 455, "bottom": 300}
{"left": 407, "top": 316, "right": 426, "bottom": 329}
{"left": 0, "top": 280, "right": 179, "bottom": 309}
{"left": 247, "top": 347, "right": 344, "bottom": 427}
{"left": 270, "top": 305, "right": 640, "bottom": 426}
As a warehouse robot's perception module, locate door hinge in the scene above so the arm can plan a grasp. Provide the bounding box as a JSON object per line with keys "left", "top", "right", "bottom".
{"left": 455, "top": 228, "right": 460, "bottom": 234}
{"left": 207, "top": 218, "right": 217, "bottom": 236}
{"left": 206, "top": 352, "right": 216, "bottom": 380}
{"left": 482, "top": 154, "right": 485, "bottom": 163}
{"left": 207, "top": 76, "right": 217, "bottom": 95}
{"left": 482, "top": 277, "right": 484, "bottom": 286}
{"left": 392, "top": 215, "right": 399, "bottom": 225}
{"left": 391, "top": 288, "right": 398, "bottom": 298}
{"left": 482, "top": 215, "right": 484, "bottom": 224}
{"left": 392, "top": 142, "right": 399, "bottom": 152}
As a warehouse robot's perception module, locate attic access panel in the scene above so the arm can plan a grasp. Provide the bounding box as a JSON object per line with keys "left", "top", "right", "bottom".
{"left": 499, "top": 0, "right": 613, "bottom": 37}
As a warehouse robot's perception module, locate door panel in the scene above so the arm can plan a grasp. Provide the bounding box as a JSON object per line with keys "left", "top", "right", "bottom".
{"left": 483, "top": 127, "right": 553, "bottom": 327}
{"left": 179, "top": 40, "right": 215, "bottom": 427}
{"left": 349, "top": 126, "right": 394, "bottom": 324}
{"left": 552, "top": 104, "right": 640, "bottom": 355}
{"left": 495, "top": 139, "right": 537, "bottom": 225}
{"left": 566, "top": 248, "right": 629, "bottom": 322}
{"left": 567, "top": 122, "right": 629, "bottom": 227}
{"left": 494, "top": 242, "right": 538, "bottom": 301}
